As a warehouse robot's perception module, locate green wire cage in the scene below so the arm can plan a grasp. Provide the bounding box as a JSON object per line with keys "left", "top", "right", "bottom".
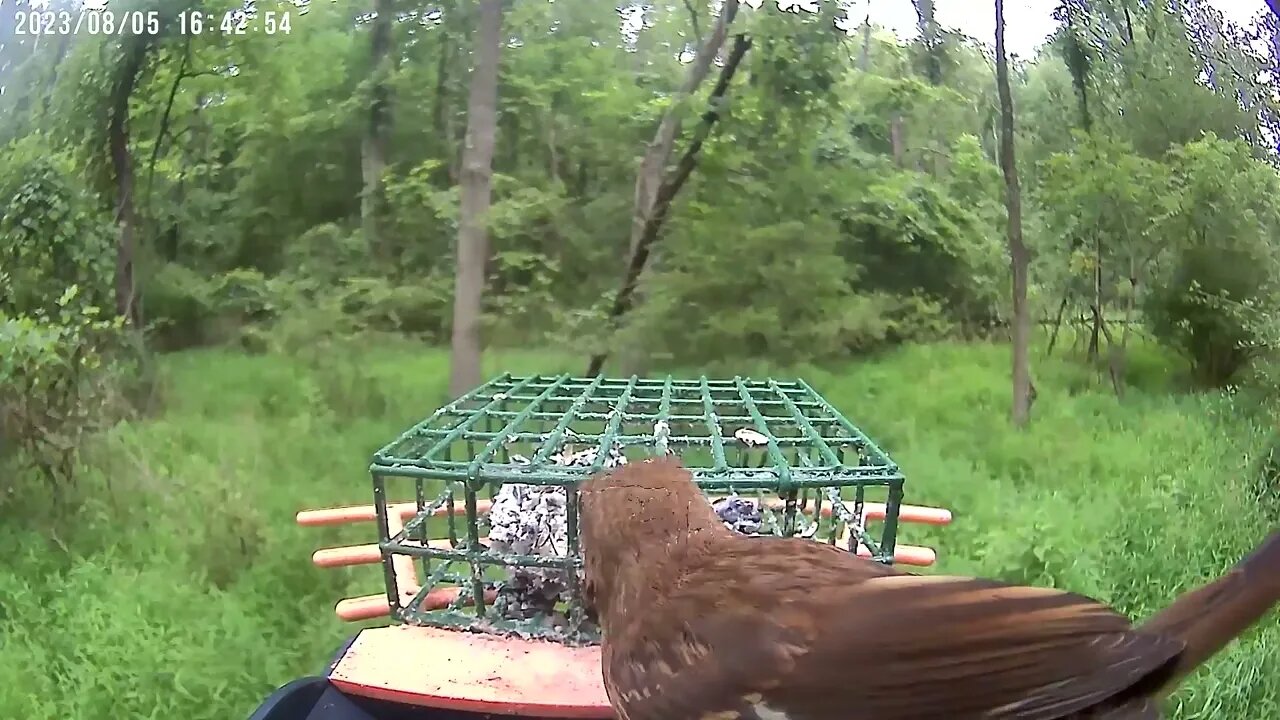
{"left": 368, "top": 373, "right": 907, "bottom": 645}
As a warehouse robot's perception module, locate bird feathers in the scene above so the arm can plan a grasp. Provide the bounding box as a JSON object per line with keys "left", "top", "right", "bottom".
{"left": 579, "top": 456, "right": 1278, "bottom": 720}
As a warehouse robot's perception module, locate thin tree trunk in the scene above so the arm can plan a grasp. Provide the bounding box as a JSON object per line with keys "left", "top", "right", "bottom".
{"left": 38, "top": 34, "right": 73, "bottom": 120}
{"left": 362, "top": 0, "right": 394, "bottom": 260}
{"left": 1105, "top": 257, "right": 1140, "bottom": 399}
{"left": 146, "top": 37, "right": 192, "bottom": 208}
{"left": 890, "top": 114, "right": 906, "bottom": 167}
{"left": 859, "top": 14, "right": 872, "bottom": 71}
{"left": 432, "top": 24, "right": 454, "bottom": 171}
{"left": 912, "top": 0, "right": 943, "bottom": 85}
{"left": 1046, "top": 289, "right": 1072, "bottom": 356}
{"left": 627, "top": 0, "right": 739, "bottom": 259}
{"left": 109, "top": 36, "right": 151, "bottom": 328}
{"left": 995, "top": 0, "right": 1032, "bottom": 427}
{"left": 586, "top": 33, "right": 752, "bottom": 377}
{"left": 448, "top": 0, "right": 505, "bottom": 397}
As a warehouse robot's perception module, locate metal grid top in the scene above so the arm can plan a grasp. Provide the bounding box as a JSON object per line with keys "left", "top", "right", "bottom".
{"left": 371, "top": 373, "right": 902, "bottom": 489}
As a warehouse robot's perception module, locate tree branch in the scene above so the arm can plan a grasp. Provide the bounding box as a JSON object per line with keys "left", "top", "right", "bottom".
{"left": 683, "top": 0, "right": 703, "bottom": 44}
{"left": 628, "top": 0, "right": 738, "bottom": 258}
{"left": 146, "top": 37, "right": 193, "bottom": 208}
{"left": 586, "top": 33, "right": 752, "bottom": 376}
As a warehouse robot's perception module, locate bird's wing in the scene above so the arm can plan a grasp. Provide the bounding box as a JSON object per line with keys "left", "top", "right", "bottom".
{"left": 601, "top": 600, "right": 810, "bottom": 720}
{"left": 599, "top": 537, "right": 905, "bottom": 720}
{"left": 601, "top": 535, "right": 1185, "bottom": 720}
{"left": 775, "top": 573, "right": 1187, "bottom": 720}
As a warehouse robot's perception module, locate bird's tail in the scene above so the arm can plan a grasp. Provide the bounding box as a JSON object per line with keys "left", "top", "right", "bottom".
{"left": 1138, "top": 529, "right": 1279, "bottom": 691}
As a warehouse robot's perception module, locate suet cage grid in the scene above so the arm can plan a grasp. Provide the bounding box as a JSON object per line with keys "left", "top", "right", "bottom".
{"left": 368, "top": 373, "right": 906, "bottom": 644}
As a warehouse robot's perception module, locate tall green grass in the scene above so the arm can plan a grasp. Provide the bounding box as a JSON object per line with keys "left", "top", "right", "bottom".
{"left": 0, "top": 339, "right": 1275, "bottom": 719}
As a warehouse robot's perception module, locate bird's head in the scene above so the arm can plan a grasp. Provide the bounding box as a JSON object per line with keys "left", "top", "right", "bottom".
{"left": 577, "top": 455, "right": 724, "bottom": 622}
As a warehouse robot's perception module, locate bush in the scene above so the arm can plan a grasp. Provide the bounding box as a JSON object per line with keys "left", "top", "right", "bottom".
{"left": 0, "top": 139, "right": 114, "bottom": 318}
{"left": 838, "top": 170, "right": 1003, "bottom": 329}
{"left": 626, "top": 218, "right": 854, "bottom": 368}
{"left": 0, "top": 287, "right": 128, "bottom": 502}
{"left": 145, "top": 266, "right": 287, "bottom": 352}
{"left": 1143, "top": 135, "right": 1280, "bottom": 388}
{"left": 144, "top": 264, "right": 216, "bottom": 350}
{"left": 342, "top": 275, "right": 453, "bottom": 340}
{"left": 1144, "top": 244, "right": 1278, "bottom": 388}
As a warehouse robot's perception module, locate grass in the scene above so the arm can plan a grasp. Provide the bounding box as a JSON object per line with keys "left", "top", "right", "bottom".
{"left": 0, "top": 337, "right": 1276, "bottom": 719}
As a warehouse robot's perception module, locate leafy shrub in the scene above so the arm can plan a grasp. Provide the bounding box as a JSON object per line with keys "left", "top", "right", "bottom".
{"left": 144, "top": 263, "right": 216, "bottom": 350}
{"left": 0, "top": 287, "right": 128, "bottom": 501}
{"left": 484, "top": 250, "right": 562, "bottom": 345}
{"left": 843, "top": 292, "right": 958, "bottom": 352}
{"left": 627, "top": 218, "right": 854, "bottom": 368}
{"left": 342, "top": 274, "right": 454, "bottom": 340}
{"left": 0, "top": 140, "right": 114, "bottom": 317}
{"left": 838, "top": 170, "right": 1003, "bottom": 329}
{"left": 1144, "top": 247, "right": 1278, "bottom": 388}
{"left": 1142, "top": 136, "right": 1280, "bottom": 388}
{"left": 282, "top": 223, "right": 369, "bottom": 282}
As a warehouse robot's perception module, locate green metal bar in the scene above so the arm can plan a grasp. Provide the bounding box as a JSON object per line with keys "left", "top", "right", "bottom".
{"left": 465, "top": 487, "right": 485, "bottom": 616}
{"left": 795, "top": 377, "right": 896, "bottom": 467}
{"left": 699, "top": 377, "right": 728, "bottom": 473}
{"left": 406, "top": 375, "right": 543, "bottom": 467}
{"left": 478, "top": 410, "right": 838, "bottom": 423}
{"left": 530, "top": 375, "right": 607, "bottom": 465}
{"left": 445, "top": 482, "right": 459, "bottom": 547}
{"left": 394, "top": 430, "right": 846, "bottom": 447}
{"left": 588, "top": 376, "right": 639, "bottom": 472}
{"left": 372, "top": 474, "right": 403, "bottom": 618}
{"left": 384, "top": 538, "right": 586, "bottom": 570}
{"left": 372, "top": 373, "right": 513, "bottom": 461}
{"left": 732, "top": 376, "right": 791, "bottom": 486}
{"left": 767, "top": 379, "right": 841, "bottom": 467}
{"left": 655, "top": 376, "right": 673, "bottom": 455}
{"left": 376, "top": 462, "right": 894, "bottom": 486}
{"left": 397, "top": 487, "right": 454, "bottom": 547}
{"left": 564, "top": 481, "right": 583, "bottom": 631}
{"left": 879, "top": 481, "right": 904, "bottom": 563}
{"left": 467, "top": 375, "right": 574, "bottom": 477}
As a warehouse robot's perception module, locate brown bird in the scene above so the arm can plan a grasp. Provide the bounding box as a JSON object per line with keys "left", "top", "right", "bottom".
{"left": 578, "top": 456, "right": 1280, "bottom": 720}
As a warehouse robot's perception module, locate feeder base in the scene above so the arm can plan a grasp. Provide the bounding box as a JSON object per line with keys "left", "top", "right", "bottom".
{"left": 327, "top": 625, "right": 612, "bottom": 719}
{"left": 248, "top": 676, "right": 574, "bottom": 720}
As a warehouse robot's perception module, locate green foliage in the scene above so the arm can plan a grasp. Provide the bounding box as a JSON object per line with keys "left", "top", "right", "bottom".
{"left": 0, "top": 141, "right": 131, "bottom": 499}
{"left": 1034, "top": 133, "right": 1169, "bottom": 317}
{"left": 839, "top": 170, "right": 1002, "bottom": 327}
{"left": 3, "top": 4, "right": 1280, "bottom": 716}
{"left": 1145, "top": 251, "right": 1277, "bottom": 388}
{"left": 1143, "top": 136, "right": 1280, "bottom": 387}
{"left": 0, "top": 139, "right": 114, "bottom": 317}
{"left": 628, "top": 216, "right": 853, "bottom": 368}
{"left": 0, "top": 288, "right": 128, "bottom": 499}
{"left": 1, "top": 344, "right": 1275, "bottom": 719}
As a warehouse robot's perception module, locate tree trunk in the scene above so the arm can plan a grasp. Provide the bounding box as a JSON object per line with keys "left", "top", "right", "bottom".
{"left": 627, "top": 0, "right": 739, "bottom": 260}
{"left": 448, "top": 0, "right": 504, "bottom": 397}
{"left": 108, "top": 36, "right": 151, "bottom": 328}
{"left": 890, "top": 114, "right": 906, "bottom": 167}
{"left": 585, "top": 31, "right": 752, "bottom": 377}
{"left": 1046, "top": 289, "right": 1071, "bottom": 356}
{"left": 912, "top": 0, "right": 943, "bottom": 85}
{"left": 146, "top": 38, "right": 192, "bottom": 208}
{"left": 911, "top": 0, "right": 944, "bottom": 175}
{"left": 362, "top": 0, "right": 394, "bottom": 260}
{"left": 995, "top": 0, "right": 1032, "bottom": 427}
{"left": 582, "top": 1, "right": 742, "bottom": 376}
{"left": 859, "top": 14, "right": 872, "bottom": 71}
{"left": 1087, "top": 233, "right": 1103, "bottom": 361}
